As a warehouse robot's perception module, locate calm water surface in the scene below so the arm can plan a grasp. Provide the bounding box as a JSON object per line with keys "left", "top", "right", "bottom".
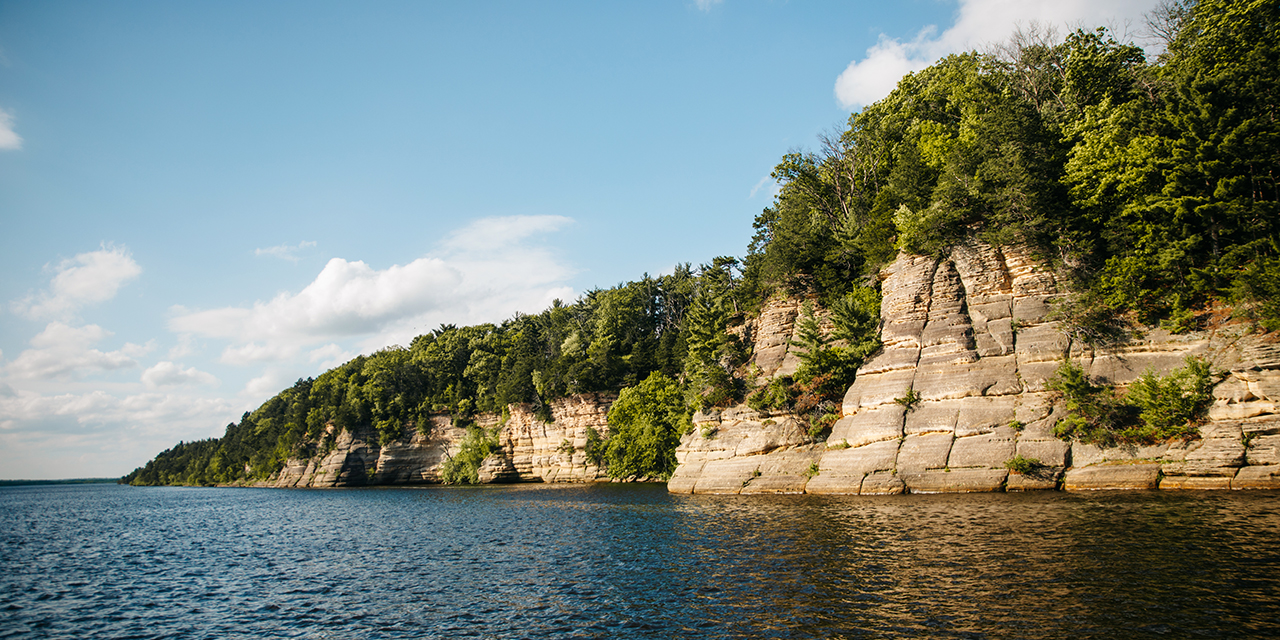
{"left": 2, "top": 483, "right": 1279, "bottom": 639}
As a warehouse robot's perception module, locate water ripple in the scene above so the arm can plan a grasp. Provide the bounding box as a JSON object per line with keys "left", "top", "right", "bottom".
{"left": 2, "top": 485, "right": 1280, "bottom": 638}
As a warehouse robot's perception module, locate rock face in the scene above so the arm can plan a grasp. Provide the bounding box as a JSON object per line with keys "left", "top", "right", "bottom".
{"left": 499, "top": 394, "right": 615, "bottom": 483}
{"left": 265, "top": 240, "right": 1278, "bottom": 493}
{"left": 668, "top": 407, "right": 822, "bottom": 495}
{"left": 268, "top": 393, "right": 615, "bottom": 488}
{"left": 669, "top": 239, "right": 1280, "bottom": 494}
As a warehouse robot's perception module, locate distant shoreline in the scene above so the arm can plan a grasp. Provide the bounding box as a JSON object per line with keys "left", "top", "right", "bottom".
{"left": 0, "top": 478, "right": 119, "bottom": 487}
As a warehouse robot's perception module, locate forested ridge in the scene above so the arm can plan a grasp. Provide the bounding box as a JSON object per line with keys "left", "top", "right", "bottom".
{"left": 125, "top": 0, "right": 1278, "bottom": 487}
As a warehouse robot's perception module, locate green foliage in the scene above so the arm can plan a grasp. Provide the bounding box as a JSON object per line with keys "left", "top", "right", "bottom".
{"left": 1047, "top": 360, "right": 1134, "bottom": 446}
{"left": 894, "top": 388, "right": 922, "bottom": 412}
{"left": 440, "top": 426, "right": 498, "bottom": 485}
{"left": 122, "top": 439, "right": 222, "bottom": 486}
{"left": 1048, "top": 356, "right": 1214, "bottom": 446}
{"left": 782, "top": 293, "right": 881, "bottom": 435}
{"left": 1004, "top": 455, "right": 1045, "bottom": 475}
{"left": 603, "top": 372, "right": 691, "bottom": 480}
{"left": 584, "top": 427, "right": 605, "bottom": 466}
{"left": 682, "top": 258, "right": 748, "bottom": 411}
{"left": 1126, "top": 355, "right": 1216, "bottom": 441}
{"left": 737, "top": 3, "right": 1280, "bottom": 332}
{"left": 746, "top": 377, "right": 795, "bottom": 412}
{"left": 1231, "top": 251, "right": 1280, "bottom": 330}
{"left": 557, "top": 438, "right": 575, "bottom": 457}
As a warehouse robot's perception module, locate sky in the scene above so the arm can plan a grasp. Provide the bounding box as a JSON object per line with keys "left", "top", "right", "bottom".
{"left": 0, "top": 0, "right": 1162, "bottom": 480}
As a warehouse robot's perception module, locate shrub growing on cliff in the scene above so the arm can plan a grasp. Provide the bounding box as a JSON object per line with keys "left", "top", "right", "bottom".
{"left": 1047, "top": 360, "right": 1136, "bottom": 446}
{"left": 785, "top": 292, "right": 880, "bottom": 433}
{"left": 1004, "top": 455, "right": 1044, "bottom": 475}
{"left": 602, "top": 372, "right": 691, "bottom": 480}
{"left": 747, "top": 377, "right": 794, "bottom": 412}
{"left": 1126, "top": 355, "right": 1215, "bottom": 441}
{"left": 440, "top": 426, "right": 499, "bottom": 485}
{"left": 1048, "top": 356, "right": 1214, "bottom": 446}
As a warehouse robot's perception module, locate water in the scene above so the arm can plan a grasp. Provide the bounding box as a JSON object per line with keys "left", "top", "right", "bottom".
{"left": 2, "top": 484, "right": 1279, "bottom": 639}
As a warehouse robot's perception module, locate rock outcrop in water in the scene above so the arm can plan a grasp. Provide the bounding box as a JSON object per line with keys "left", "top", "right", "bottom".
{"left": 668, "top": 240, "right": 1280, "bottom": 494}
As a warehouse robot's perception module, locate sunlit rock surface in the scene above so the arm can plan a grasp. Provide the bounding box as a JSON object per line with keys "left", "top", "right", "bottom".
{"left": 268, "top": 393, "right": 615, "bottom": 488}
{"left": 269, "top": 240, "right": 1279, "bottom": 492}
{"left": 669, "top": 240, "right": 1280, "bottom": 494}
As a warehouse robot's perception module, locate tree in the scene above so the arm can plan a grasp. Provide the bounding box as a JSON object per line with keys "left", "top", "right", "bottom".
{"left": 602, "top": 372, "right": 691, "bottom": 480}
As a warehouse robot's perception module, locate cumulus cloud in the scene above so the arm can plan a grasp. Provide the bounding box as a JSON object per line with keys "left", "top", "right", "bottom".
{"left": 243, "top": 370, "right": 285, "bottom": 399}
{"left": 173, "top": 255, "right": 462, "bottom": 343}
{"left": 0, "top": 108, "right": 21, "bottom": 151}
{"left": 0, "top": 388, "right": 240, "bottom": 478}
{"left": 695, "top": 0, "right": 723, "bottom": 12}
{"left": 12, "top": 245, "right": 142, "bottom": 320}
{"left": 219, "top": 342, "right": 301, "bottom": 366}
{"left": 170, "top": 215, "right": 576, "bottom": 364}
{"left": 834, "top": 0, "right": 1160, "bottom": 109}
{"left": 255, "top": 240, "right": 316, "bottom": 262}
{"left": 4, "top": 322, "right": 151, "bottom": 380}
{"left": 0, "top": 387, "right": 234, "bottom": 438}
{"left": 309, "top": 343, "right": 356, "bottom": 370}
{"left": 141, "top": 361, "right": 219, "bottom": 389}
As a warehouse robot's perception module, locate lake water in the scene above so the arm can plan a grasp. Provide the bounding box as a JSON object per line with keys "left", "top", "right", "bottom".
{"left": 2, "top": 483, "right": 1279, "bottom": 639}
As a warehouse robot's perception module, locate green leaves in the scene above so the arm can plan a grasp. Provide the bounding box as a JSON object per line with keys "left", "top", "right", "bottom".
{"left": 440, "top": 425, "right": 499, "bottom": 485}
{"left": 1048, "top": 356, "right": 1214, "bottom": 446}
{"left": 603, "top": 372, "right": 691, "bottom": 481}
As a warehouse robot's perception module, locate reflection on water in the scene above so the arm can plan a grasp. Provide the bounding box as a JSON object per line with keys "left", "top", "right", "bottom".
{"left": 2, "top": 484, "right": 1278, "bottom": 639}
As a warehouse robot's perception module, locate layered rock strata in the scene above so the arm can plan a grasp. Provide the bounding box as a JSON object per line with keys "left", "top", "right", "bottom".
{"left": 668, "top": 241, "right": 1280, "bottom": 494}
{"left": 269, "top": 393, "right": 615, "bottom": 488}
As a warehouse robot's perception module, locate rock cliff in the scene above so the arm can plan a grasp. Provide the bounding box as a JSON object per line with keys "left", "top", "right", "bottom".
{"left": 262, "top": 240, "right": 1279, "bottom": 492}
{"left": 267, "top": 392, "right": 615, "bottom": 488}
{"left": 668, "top": 240, "right": 1280, "bottom": 494}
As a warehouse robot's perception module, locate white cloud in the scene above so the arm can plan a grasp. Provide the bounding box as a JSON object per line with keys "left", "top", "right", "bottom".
{"left": 219, "top": 342, "right": 301, "bottom": 365}
{"left": 4, "top": 322, "right": 151, "bottom": 380}
{"left": 170, "top": 215, "right": 576, "bottom": 364}
{"left": 750, "top": 173, "right": 779, "bottom": 199}
{"left": 834, "top": 0, "right": 1160, "bottom": 109}
{"left": 0, "top": 388, "right": 239, "bottom": 478}
{"left": 141, "top": 361, "right": 219, "bottom": 389}
{"left": 12, "top": 245, "right": 142, "bottom": 320}
{"left": 243, "top": 370, "right": 285, "bottom": 399}
{"left": 696, "top": 0, "right": 723, "bottom": 12}
{"left": 167, "top": 334, "right": 198, "bottom": 359}
{"left": 0, "top": 388, "right": 234, "bottom": 439}
{"left": 173, "top": 255, "right": 462, "bottom": 342}
{"left": 255, "top": 240, "right": 316, "bottom": 263}
{"left": 0, "top": 108, "right": 21, "bottom": 151}
{"left": 442, "top": 215, "right": 572, "bottom": 252}
{"left": 309, "top": 343, "right": 356, "bottom": 370}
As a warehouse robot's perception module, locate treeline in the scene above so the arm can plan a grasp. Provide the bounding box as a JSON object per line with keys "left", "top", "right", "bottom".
{"left": 747, "top": 0, "right": 1279, "bottom": 338}
{"left": 125, "top": 262, "right": 767, "bottom": 485}
{"left": 125, "top": 0, "right": 1278, "bottom": 486}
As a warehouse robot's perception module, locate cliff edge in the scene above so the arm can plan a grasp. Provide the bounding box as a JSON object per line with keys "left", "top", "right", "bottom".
{"left": 669, "top": 240, "right": 1280, "bottom": 494}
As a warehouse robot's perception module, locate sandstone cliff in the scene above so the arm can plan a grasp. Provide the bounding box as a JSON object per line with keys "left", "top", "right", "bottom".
{"left": 267, "top": 392, "right": 615, "bottom": 488}
{"left": 668, "top": 240, "right": 1280, "bottom": 494}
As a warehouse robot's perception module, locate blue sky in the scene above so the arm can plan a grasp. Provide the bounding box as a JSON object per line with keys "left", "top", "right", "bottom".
{"left": 0, "top": 0, "right": 1160, "bottom": 479}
